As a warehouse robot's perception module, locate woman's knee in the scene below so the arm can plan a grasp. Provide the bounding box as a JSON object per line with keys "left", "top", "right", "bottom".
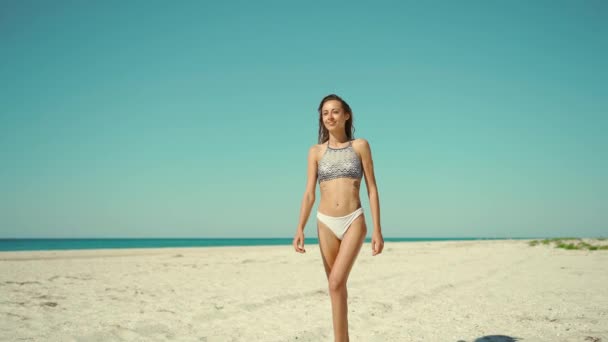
{"left": 328, "top": 274, "right": 346, "bottom": 292}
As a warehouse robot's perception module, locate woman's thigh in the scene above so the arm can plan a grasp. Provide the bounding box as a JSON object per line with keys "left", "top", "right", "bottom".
{"left": 317, "top": 219, "right": 341, "bottom": 279}
{"left": 317, "top": 215, "right": 367, "bottom": 282}
{"left": 328, "top": 215, "right": 367, "bottom": 287}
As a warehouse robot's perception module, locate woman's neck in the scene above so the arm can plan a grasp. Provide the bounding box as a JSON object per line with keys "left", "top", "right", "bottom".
{"left": 327, "top": 132, "right": 349, "bottom": 146}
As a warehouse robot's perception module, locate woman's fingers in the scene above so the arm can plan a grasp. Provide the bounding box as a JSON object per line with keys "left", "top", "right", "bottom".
{"left": 293, "top": 235, "right": 306, "bottom": 253}
{"left": 298, "top": 238, "right": 306, "bottom": 253}
{"left": 372, "top": 239, "right": 383, "bottom": 256}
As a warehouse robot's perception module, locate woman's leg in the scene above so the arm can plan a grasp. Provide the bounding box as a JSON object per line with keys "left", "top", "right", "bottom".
{"left": 318, "top": 215, "right": 367, "bottom": 342}
{"left": 317, "top": 219, "right": 340, "bottom": 280}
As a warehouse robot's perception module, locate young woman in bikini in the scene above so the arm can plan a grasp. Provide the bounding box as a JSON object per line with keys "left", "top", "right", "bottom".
{"left": 293, "top": 94, "right": 384, "bottom": 341}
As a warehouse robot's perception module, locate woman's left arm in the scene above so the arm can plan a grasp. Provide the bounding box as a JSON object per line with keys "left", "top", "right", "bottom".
{"left": 356, "top": 139, "right": 384, "bottom": 255}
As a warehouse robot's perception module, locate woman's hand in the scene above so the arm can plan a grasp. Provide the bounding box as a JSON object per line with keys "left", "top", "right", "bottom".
{"left": 293, "top": 231, "right": 306, "bottom": 253}
{"left": 372, "top": 231, "right": 384, "bottom": 256}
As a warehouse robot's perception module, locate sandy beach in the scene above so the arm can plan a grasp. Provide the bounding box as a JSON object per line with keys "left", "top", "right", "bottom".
{"left": 1, "top": 240, "right": 607, "bottom": 341}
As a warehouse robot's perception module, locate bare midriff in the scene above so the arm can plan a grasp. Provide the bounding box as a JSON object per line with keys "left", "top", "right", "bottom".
{"left": 318, "top": 178, "right": 362, "bottom": 216}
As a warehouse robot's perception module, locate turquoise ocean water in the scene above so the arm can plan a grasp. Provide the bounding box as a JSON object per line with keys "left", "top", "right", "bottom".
{"left": 0, "top": 237, "right": 527, "bottom": 252}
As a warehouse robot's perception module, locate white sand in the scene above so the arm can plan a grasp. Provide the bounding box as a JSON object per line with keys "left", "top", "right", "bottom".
{"left": 1, "top": 240, "right": 607, "bottom": 341}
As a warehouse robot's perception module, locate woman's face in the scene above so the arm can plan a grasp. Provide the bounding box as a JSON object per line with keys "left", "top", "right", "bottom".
{"left": 321, "top": 100, "right": 350, "bottom": 132}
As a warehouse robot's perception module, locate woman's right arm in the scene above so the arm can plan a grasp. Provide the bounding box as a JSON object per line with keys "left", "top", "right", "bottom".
{"left": 296, "top": 145, "right": 318, "bottom": 233}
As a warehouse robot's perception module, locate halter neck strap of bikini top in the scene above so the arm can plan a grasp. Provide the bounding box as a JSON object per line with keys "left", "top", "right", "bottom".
{"left": 327, "top": 139, "right": 352, "bottom": 149}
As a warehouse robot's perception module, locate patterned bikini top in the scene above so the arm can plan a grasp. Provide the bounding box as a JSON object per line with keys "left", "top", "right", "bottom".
{"left": 317, "top": 140, "right": 363, "bottom": 184}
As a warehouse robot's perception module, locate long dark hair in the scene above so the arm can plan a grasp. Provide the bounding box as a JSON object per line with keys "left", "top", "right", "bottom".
{"left": 317, "top": 94, "right": 355, "bottom": 144}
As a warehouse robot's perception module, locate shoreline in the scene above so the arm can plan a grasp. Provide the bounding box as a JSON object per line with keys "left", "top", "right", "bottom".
{"left": 0, "top": 236, "right": 538, "bottom": 254}
{"left": 0, "top": 239, "right": 534, "bottom": 260}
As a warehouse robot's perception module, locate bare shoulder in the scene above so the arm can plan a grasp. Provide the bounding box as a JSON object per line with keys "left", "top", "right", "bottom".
{"left": 351, "top": 138, "right": 371, "bottom": 153}
{"left": 308, "top": 143, "right": 324, "bottom": 161}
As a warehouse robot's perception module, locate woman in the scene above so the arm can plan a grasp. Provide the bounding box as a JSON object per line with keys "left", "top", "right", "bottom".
{"left": 293, "top": 94, "right": 384, "bottom": 341}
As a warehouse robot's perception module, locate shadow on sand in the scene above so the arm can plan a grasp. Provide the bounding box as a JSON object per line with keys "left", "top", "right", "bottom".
{"left": 457, "top": 335, "right": 522, "bottom": 342}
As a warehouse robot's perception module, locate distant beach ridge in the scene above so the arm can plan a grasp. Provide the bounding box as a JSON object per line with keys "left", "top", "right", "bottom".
{"left": 0, "top": 237, "right": 528, "bottom": 252}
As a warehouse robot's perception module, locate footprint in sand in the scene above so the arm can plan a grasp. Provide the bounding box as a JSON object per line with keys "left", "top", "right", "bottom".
{"left": 370, "top": 301, "right": 393, "bottom": 316}
{"left": 4, "top": 280, "right": 42, "bottom": 286}
{"left": 48, "top": 275, "right": 93, "bottom": 282}
{"left": 4, "top": 312, "right": 29, "bottom": 321}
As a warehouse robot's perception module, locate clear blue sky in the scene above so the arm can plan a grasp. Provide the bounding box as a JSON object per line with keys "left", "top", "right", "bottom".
{"left": 1, "top": 0, "right": 606, "bottom": 238}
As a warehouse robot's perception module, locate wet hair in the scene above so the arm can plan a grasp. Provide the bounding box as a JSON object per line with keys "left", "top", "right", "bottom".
{"left": 317, "top": 94, "right": 355, "bottom": 144}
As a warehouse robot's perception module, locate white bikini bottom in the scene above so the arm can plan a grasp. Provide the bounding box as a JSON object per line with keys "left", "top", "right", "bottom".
{"left": 317, "top": 207, "right": 364, "bottom": 240}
